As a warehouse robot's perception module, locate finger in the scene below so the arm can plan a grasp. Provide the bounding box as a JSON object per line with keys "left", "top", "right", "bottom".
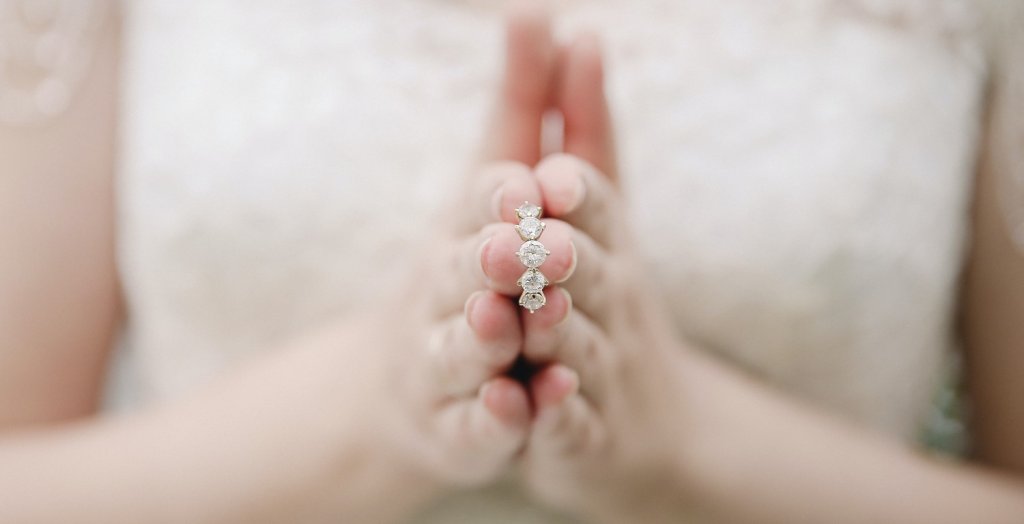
{"left": 436, "top": 224, "right": 503, "bottom": 315}
{"left": 480, "top": 4, "right": 557, "bottom": 165}
{"left": 528, "top": 364, "right": 607, "bottom": 457}
{"left": 556, "top": 226, "right": 615, "bottom": 321}
{"left": 457, "top": 162, "right": 543, "bottom": 234}
{"left": 434, "top": 376, "right": 531, "bottom": 485}
{"left": 556, "top": 32, "right": 617, "bottom": 178}
{"left": 480, "top": 218, "right": 577, "bottom": 296}
{"left": 523, "top": 299, "right": 612, "bottom": 400}
{"left": 428, "top": 291, "right": 522, "bottom": 395}
{"left": 535, "top": 153, "right": 623, "bottom": 247}
{"left": 437, "top": 218, "right": 572, "bottom": 314}
{"left": 497, "top": 218, "right": 614, "bottom": 322}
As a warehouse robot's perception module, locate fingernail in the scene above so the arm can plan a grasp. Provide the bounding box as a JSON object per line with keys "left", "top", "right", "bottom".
{"left": 465, "top": 291, "right": 484, "bottom": 325}
{"left": 554, "top": 241, "right": 577, "bottom": 284}
{"left": 478, "top": 237, "right": 494, "bottom": 281}
{"left": 566, "top": 171, "right": 587, "bottom": 214}
{"left": 558, "top": 288, "right": 573, "bottom": 325}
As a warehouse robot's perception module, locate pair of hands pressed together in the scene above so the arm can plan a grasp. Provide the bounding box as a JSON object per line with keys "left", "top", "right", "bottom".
{"left": 370, "top": 10, "right": 697, "bottom": 520}
{"left": 5, "top": 5, "right": 1024, "bottom": 524}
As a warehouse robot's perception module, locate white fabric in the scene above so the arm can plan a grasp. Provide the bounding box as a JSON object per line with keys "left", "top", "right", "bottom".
{"left": 115, "top": 0, "right": 986, "bottom": 521}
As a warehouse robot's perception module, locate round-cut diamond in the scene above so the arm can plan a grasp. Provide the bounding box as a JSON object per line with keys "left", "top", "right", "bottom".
{"left": 517, "top": 240, "right": 549, "bottom": 268}
{"left": 519, "top": 291, "right": 546, "bottom": 313}
{"left": 515, "top": 202, "right": 542, "bottom": 219}
{"left": 515, "top": 217, "right": 545, "bottom": 241}
{"left": 518, "top": 268, "right": 548, "bottom": 293}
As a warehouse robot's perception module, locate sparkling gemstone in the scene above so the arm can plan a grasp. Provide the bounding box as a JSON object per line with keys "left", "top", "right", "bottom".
{"left": 515, "top": 217, "right": 545, "bottom": 241}
{"left": 515, "top": 202, "right": 542, "bottom": 219}
{"left": 517, "top": 240, "right": 549, "bottom": 268}
{"left": 519, "top": 291, "right": 546, "bottom": 312}
{"left": 518, "top": 268, "right": 548, "bottom": 293}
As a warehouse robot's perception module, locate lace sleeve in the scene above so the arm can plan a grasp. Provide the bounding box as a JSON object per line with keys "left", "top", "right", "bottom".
{"left": 0, "top": 0, "right": 108, "bottom": 126}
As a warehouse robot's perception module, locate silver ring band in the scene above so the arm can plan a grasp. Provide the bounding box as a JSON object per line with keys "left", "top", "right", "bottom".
{"left": 514, "top": 202, "right": 550, "bottom": 313}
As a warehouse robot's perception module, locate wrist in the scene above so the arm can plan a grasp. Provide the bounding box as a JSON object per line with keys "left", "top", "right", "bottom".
{"left": 665, "top": 345, "right": 786, "bottom": 519}
{"left": 309, "top": 317, "right": 447, "bottom": 519}
{"left": 580, "top": 343, "right": 709, "bottom": 523}
{"left": 188, "top": 316, "right": 443, "bottom": 523}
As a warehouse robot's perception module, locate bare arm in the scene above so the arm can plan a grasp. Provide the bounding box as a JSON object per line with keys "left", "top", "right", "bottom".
{"left": 0, "top": 2, "right": 120, "bottom": 427}
{"left": 0, "top": 322, "right": 436, "bottom": 523}
{"left": 0, "top": 7, "right": 436, "bottom": 521}
{"left": 673, "top": 5, "right": 1024, "bottom": 520}
{"left": 671, "top": 7, "right": 1024, "bottom": 521}
{"left": 0, "top": 6, "right": 577, "bottom": 521}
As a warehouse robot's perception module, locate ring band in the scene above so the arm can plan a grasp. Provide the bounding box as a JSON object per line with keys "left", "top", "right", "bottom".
{"left": 514, "top": 202, "right": 550, "bottom": 313}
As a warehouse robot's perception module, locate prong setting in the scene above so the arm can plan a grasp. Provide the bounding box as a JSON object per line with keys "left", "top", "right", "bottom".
{"left": 515, "top": 201, "right": 542, "bottom": 220}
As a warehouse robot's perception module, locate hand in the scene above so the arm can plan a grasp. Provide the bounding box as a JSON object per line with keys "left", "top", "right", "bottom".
{"left": 363, "top": 6, "right": 565, "bottom": 491}
{"left": 513, "top": 33, "right": 696, "bottom": 522}
{"left": 518, "top": 155, "right": 693, "bottom": 522}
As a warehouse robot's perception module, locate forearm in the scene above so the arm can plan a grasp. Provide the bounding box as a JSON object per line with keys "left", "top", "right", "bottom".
{"left": 0, "top": 324, "right": 438, "bottom": 523}
{"left": 671, "top": 350, "right": 1024, "bottom": 524}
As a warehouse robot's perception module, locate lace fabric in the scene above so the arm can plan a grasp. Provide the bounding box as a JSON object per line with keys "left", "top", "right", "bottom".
{"left": 0, "top": 0, "right": 106, "bottom": 126}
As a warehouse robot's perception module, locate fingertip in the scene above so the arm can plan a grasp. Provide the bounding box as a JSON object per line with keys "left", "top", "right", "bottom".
{"left": 535, "top": 154, "right": 587, "bottom": 217}
{"left": 482, "top": 377, "right": 532, "bottom": 428}
{"left": 498, "top": 171, "right": 544, "bottom": 223}
{"left": 483, "top": 2, "right": 555, "bottom": 165}
{"left": 479, "top": 235, "right": 496, "bottom": 282}
{"left": 464, "top": 290, "right": 485, "bottom": 320}
{"left": 557, "top": 30, "right": 617, "bottom": 179}
{"left": 560, "top": 241, "right": 578, "bottom": 284}
{"left": 535, "top": 219, "right": 577, "bottom": 283}
{"left": 505, "top": 0, "right": 551, "bottom": 32}
{"left": 466, "top": 290, "right": 520, "bottom": 342}
{"left": 566, "top": 31, "right": 605, "bottom": 87}
{"left": 523, "top": 285, "right": 571, "bottom": 332}
{"left": 531, "top": 364, "right": 580, "bottom": 411}
{"left": 503, "top": 1, "right": 555, "bottom": 99}
{"left": 481, "top": 227, "right": 528, "bottom": 294}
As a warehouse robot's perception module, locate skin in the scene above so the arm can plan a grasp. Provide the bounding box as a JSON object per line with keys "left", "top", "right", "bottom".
{"left": 0, "top": 3, "right": 1022, "bottom": 523}
{"left": 509, "top": 11, "right": 1024, "bottom": 524}
{"left": 0, "top": 5, "right": 541, "bottom": 523}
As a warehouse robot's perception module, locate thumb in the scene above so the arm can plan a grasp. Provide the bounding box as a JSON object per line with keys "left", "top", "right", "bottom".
{"left": 556, "top": 33, "right": 617, "bottom": 180}
{"left": 480, "top": 4, "right": 557, "bottom": 165}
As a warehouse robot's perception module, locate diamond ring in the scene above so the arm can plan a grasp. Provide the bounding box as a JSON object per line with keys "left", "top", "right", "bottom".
{"left": 514, "top": 202, "right": 550, "bottom": 313}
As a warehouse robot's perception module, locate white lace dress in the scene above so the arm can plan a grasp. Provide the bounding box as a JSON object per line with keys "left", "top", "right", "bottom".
{"left": 113, "top": 0, "right": 986, "bottom": 521}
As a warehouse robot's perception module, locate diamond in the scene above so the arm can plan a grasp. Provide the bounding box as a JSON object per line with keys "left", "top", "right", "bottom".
{"left": 519, "top": 291, "right": 546, "bottom": 313}
{"left": 516, "top": 240, "right": 549, "bottom": 268}
{"left": 515, "top": 202, "right": 542, "bottom": 220}
{"left": 515, "top": 217, "right": 545, "bottom": 241}
{"left": 517, "top": 268, "right": 548, "bottom": 293}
